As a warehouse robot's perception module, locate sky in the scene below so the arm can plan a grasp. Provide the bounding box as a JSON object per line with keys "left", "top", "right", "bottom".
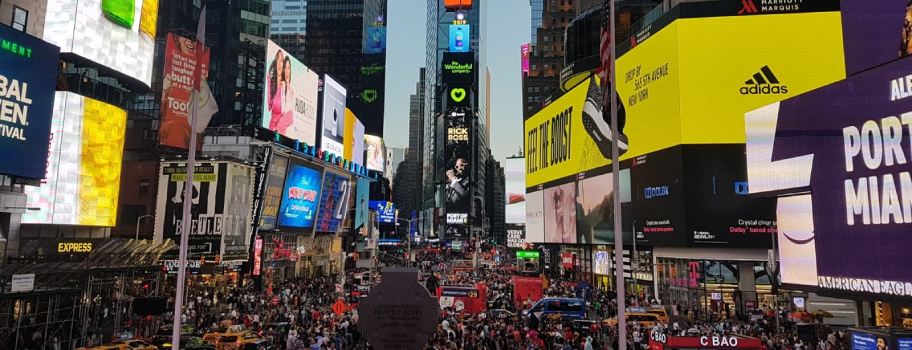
{"left": 383, "top": 0, "right": 532, "bottom": 162}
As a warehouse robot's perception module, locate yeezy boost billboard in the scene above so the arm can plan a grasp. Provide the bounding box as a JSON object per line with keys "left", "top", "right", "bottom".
{"left": 526, "top": 11, "right": 846, "bottom": 189}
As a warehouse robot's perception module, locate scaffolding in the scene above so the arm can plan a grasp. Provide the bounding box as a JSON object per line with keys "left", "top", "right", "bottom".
{"left": 0, "top": 239, "right": 174, "bottom": 349}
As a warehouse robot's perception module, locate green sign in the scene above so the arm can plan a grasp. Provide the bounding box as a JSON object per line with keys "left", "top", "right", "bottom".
{"left": 444, "top": 61, "right": 473, "bottom": 74}
{"left": 360, "top": 63, "right": 384, "bottom": 76}
{"left": 362, "top": 89, "right": 378, "bottom": 103}
{"left": 1, "top": 38, "right": 33, "bottom": 58}
{"left": 516, "top": 250, "right": 540, "bottom": 259}
{"left": 450, "top": 88, "right": 466, "bottom": 103}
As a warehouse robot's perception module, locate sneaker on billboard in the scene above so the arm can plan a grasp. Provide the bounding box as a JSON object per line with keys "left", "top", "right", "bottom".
{"left": 582, "top": 77, "right": 628, "bottom": 159}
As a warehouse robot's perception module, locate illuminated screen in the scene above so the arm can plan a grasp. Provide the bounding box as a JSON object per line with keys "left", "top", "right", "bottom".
{"left": 258, "top": 153, "right": 289, "bottom": 230}
{"left": 369, "top": 200, "right": 396, "bottom": 224}
{"left": 448, "top": 24, "right": 470, "bottom": 53}
{"left": 321, "top": 75, "right": 347, "bottom": 157}
{"left": 0, "top": 24, "right": 60, "bottom": 179}
{"left": 365, "top": 135, "right": 384, "bottom": 171}
{"left": 263, "top": 40, "right": 320, "bottom": 145}
{"left": 24, "top": 92, "right": 126, "bottom": 226}
{"left": 277, "top": 162, "right": 323, "bottom": 230}
{"left": 43, "top": 0, "right": 158, "bottom": 87}
{"left": 504, "top": 157, "right": 526, "bottom": 224}
{"left": 315, "top": 171, "right": 352, "bottom": 233}
{"left": 525, "top": 190, "right": 544, "bottom": 243}
{"left": 543, "top": 182, "right": 576, "bottom": 244}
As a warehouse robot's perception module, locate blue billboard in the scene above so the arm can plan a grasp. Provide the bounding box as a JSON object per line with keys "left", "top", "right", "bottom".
{"left": 315, "top": 171, "right": 351, "bottom": 233}
{"left": 278, "top": 163, "right": 323, "bottom": 230}
{"left": 448, "top": 24, "right": 470, "bottom": 53}
{"left": 0, "top": 25, "right": 60, "bottom": 179}
{"left": 364, "top": 26, "right": 387, "bottom": 54}
{"left": 369, "top": 200, "right": 395, "bottom": 224}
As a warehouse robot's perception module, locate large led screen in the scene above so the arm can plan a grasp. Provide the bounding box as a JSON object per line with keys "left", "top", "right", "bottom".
{"left": 343, "top": 108, "right": 366, "bottom": 165}
{"left": 263, "top": 40, "right": 320, "bottom": 145}
{"left": 369, "top": 200, "right": 395, "bottom": 224}
{"left": 525, "top": 190, "right": 544, "bottom": 243}
{"left": 24, "top": 92, "right": 126, "bottom": 226}
{"left": 526, "top": 12, "right": 845, "bottom": 190}
{"left": 315, "top": 171, "right": 352, "bottom": 233}
{"left": 505, "top": 157, "right": 526, "bottom": 224}
{"left": 321, "top": 75, "right": 347, "bottom": 157}
{"left": 448, "top": 24, "right": 470, "bottom": 53}
{"left": 43, "top": 0, "right": 157, "bottom": 86}
{"left": 365, "top": 135, "right": 384, "bottom": 171}
{"left": 277, "top": 162, "right": 323, "bottom": 230}
{"left": 842, "top": 0, "right": 912, "bottom": 76}
{"left": 745, "top": 55, "right": 912, "bottom": 297}
{"left": 258, "top": 153, "right": 289, "bottom": 230}
{"left": 576, "top": 170, "right": 633, "bottom": 245}
{"left": 543, "top": 182, "right": 576, "bottom": 244}
{"left": 445, "top": 110, "right": 471, "bottom": 225}
{"left": 0, "top": 24, "right": 60, "bottom": 179}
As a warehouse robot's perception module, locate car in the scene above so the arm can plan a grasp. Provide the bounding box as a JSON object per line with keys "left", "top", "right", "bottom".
{"left": 216, "top": 331, "right": 266, "bottom": 350}
{"left": 646, "top": 308, "right": 670, "bottom": 323}
{"left": 525, "top": 297, "right": 588, "bottom": 323}
{"left": 203, "top": 325, "right": 246, "bottom": 345}
{"left": 75, "top": 344, "right": 124, "bottom": 350}
{"left": 151, "top": 325, "right": 196, "bottom": 347}
{"left": 112, "top": 340, "right": 158, "bottom": 350}
{"left": 158, "top": 336, "right": 211, "bottom": 350}
{"left": 603, "top": 312, "right": 661, "bottom": 328}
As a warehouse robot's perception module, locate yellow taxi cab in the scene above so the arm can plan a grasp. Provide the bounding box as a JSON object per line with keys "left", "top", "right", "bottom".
{"left": 112, "top": 340, "right": 158, "bottom": 350}
{"left": 216, "top": 331, "right": 265, "bottom": 350}
{"left": 75, "top": 344, "right": 124, "bottom": 350}
{"left": 602, "top": 312, "right": 661, "bottom": 328}
{"left": 646, "top": 308, "right": 670, "bottom": 323}
{"left": 203, "top": 325, "right": 245, "bottom": 345}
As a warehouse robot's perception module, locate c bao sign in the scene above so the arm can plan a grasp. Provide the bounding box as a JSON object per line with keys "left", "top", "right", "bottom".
{"left": 700, "top": 336, "right": 738, "bottom": 347}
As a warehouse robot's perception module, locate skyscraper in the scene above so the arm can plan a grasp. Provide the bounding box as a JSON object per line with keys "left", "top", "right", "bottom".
{"left": 271, "top": 0, "right": 308, "bottom": 35}
{"left": 522, "top": 0, "right": 576, "bottom": 119}
{"left": 304, "top": 0, "right": 388, "bottom": 136}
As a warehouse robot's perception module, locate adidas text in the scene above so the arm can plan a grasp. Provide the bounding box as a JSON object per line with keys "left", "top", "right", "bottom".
{"left": 740, "top": 85, "right": 788, "bottom": 95}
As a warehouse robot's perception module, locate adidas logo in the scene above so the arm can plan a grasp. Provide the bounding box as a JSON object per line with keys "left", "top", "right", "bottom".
{"left": 739, "top": 65, "right": 789, "bottom": 95}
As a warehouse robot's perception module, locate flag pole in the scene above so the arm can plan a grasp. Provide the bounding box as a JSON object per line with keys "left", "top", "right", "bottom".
{"left": 172, "top": 7, "right": 207, "bottom": 349}
{"left": 607, "top": 0, "right": 627, "bottom": 349}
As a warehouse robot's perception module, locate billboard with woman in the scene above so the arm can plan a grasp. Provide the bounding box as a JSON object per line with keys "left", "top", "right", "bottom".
{"left": 262, "top": 40, "right": 319, "bottom": 145}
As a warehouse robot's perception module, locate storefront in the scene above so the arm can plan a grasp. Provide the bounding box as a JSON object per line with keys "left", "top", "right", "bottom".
{"left": 648, "top": 334, "right": 766, "bottom": 350}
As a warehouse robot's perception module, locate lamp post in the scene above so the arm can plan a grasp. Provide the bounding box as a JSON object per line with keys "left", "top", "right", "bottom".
{"left": 135, "top": 215, "right": 154, "bottom": 240}
{"left": 395, "top": 217, "right": 417, "bottom": 267}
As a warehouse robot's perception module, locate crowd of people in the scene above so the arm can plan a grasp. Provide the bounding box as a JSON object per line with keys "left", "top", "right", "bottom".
{"left": 130, "top": 246, "right": 857, "bottom": 350}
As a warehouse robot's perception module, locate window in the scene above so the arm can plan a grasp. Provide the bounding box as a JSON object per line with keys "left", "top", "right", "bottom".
{"left": 138, "top": 179, "right": 151, "bottom": 197}
{"left": 12, "top": 6, "right": 27, "bottom": 32}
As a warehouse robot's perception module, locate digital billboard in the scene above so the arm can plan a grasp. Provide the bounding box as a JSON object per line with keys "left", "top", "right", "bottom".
{"left": 521, "top": 43, "right": 530, "bottom": 75}
{"left": 315, "top": 171, "right": 352, "bottom": 233}
{"left": 369, "top": 200, "right": 395, "bottom": 224}
{"left": 628, "top": 148, "right": 687, "bottom": 247}
{"left": 43, "top": 0, "right": 157, "bottom": 86}
{"left": 222, "top": 163, "right": 255, "bottom": 257}
{"left": 526, "top": 11, "right": 846, "bottom": 190}
{"left": 841, "top": 0, "right": 912, "bottom": 76}
{"left": 442, "top": 52, "right": 474, "bottom": 85}
{"left": 159, "top": 33, "right": 212, "bottom": 149}
{"left": 0, "top": 24, "right": 60, "bottom": 179}
{"left": 321, "top": 75, "right": 347, "bottom": 156}
{"left": 364, "top": 26, "right": 387, "bottom": 54}
{"left": 263, "top": 40, "right": 320, "bottom": 145}
{"left": 525, "top": 190, "right": 544, "bottom": 243}
{"left": 24, "top": 92, "right": 126, "bottom": 226}
{"left": 448, "top": 24, "right": 470, "bottom": 53}
{"left": 354, "top": 178, "right": 370, "bottom": 230}
{"left": 277, "top": 162, "right": 323, "bottom": 231}
{"left": 746, "top": 55, "right": 912, "bottom": 297}
{"left": 445, "top": 110, "right": 471, "bottom": 225}
{"left": 505, "top": 157, "right": 526, "bottom": 224}
{"left": 343, "top": 108, "right": 366, "bottom": 165}
{"left": 365, "top": 135, "right": 384, "bottom": 171}
{"left": 444, "top": 0, "right": 472, "bottom": 10}
{"left": 544, "top": 183, "right": 576, "bottom": 244}
{"left": 258, "top": 153, "right": 289, "bottom": 230}
{"left": 577, "top": 170, "right": 633, "bottom": 245}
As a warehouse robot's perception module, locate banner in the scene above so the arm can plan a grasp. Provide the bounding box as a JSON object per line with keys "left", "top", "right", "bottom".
{"left": 315, "top": 170, "right": 352, "bottom": 233}
{"left": 505, "top": 157, "right": 526, "bottom": 224}
{"left": 262, "top": 40, "right": 320, "bottom": 145}
{"left": 448, "top": 24, "right": 470, "bottom": 52}
{"left": 259, "top": 153, "right": 289, "bottom": 230}
{"left": 158, "top": 33, "right": 212, "bottom": 149}
{"left": 321, "top": 75, "right": 347, "bottom": 157}
{"left": 365, "top": 135, "right": 385, "bottom": 171}
{"left": 0, "top": 24, "right": 59, "bottom": 180}
{"left": 354, "top": 178, "right": 370, "bottom": 230}
{"left": 277, "top": 162, "right": 323, "bottom": 231}
{"left": 521, "top": 43, "right": 530, "bottom": 75}
{"left": 155, "top": 162, "right": 226, "bottom": 256}
{"left": 442, "top": 52, "right": 474, "bottom": 85}
{"left": 222, "top": 163, "right": 254, "bottom": 257}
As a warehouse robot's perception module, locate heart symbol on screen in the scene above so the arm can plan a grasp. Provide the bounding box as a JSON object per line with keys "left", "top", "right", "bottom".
{"left": 451, "top": 88, "right": 466, "bottom": 103}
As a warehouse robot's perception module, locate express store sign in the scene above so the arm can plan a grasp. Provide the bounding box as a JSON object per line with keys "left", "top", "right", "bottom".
{"left": 648, "top": 332, "right": 765, "bottom": 350}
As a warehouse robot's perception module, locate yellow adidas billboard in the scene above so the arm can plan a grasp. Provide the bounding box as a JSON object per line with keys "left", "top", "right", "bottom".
{"left": 526, "top": 11, "right": 845, "bottom": 188}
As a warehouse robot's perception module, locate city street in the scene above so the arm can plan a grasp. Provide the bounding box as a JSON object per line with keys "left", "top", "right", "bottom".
{"left": 0, "top": 0, "right": 910, "bottom": 349}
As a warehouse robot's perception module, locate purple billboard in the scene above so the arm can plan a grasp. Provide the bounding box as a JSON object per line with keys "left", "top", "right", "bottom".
{"left": 746, "top": 56, "right": 912, "bottom": 297}
{"left": 842, "top": 0, "right": 912, "bottom": 76}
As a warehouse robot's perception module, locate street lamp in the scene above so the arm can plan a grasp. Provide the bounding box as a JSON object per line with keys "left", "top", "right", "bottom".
{"left": 136, "top": 214, "right": 153, "bottom": 240}
{"left": 395, "top": 217, "right": 418, "bottom": 267}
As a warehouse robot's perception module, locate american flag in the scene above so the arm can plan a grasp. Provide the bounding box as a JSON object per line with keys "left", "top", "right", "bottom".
{"left": 596, "top": 3, "right": 611, "bottom": 87}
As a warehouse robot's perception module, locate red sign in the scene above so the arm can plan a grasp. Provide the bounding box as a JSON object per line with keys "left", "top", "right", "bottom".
{"left": 332, "top": 299, "right": 348, "bottom": 316}
{"left": 158, "top": 33, "right": 212, "bottom": 149}
{"left": 444, "top": 0, "right": 472, "bottom": 10}
{"left": 252, "top": 238, "right": 263, "bottom": 276}
{"left": 648, "top": 332, "right": 765, "bottom": 350}
{"left": 561, "top": 253, "right": 575, "bottom": 268}
{"left": 512, "top": 275, "right": 543, "bottom": 309}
